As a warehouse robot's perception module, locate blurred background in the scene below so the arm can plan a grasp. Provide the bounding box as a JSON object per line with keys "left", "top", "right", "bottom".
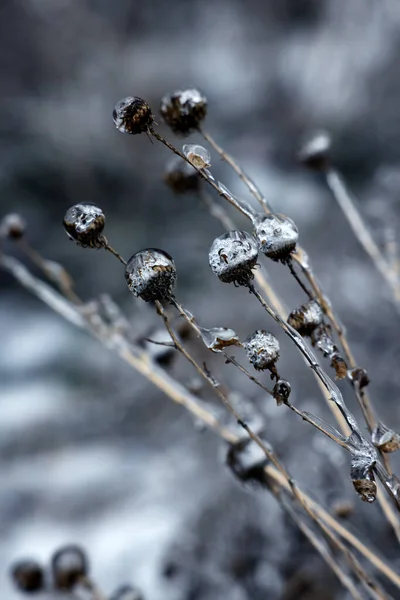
{"left": 2, "top": 0, "right": 400, "bottom": 598}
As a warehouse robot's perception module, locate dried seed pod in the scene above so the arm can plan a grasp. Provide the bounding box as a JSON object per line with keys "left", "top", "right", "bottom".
{"left": 199, "top": 326, "right": 241, "bottom": 353}
{"left": 160, "top": 89, "right": 207, "bottom": 135}
{"left": 182, "top": 144, "right": 211, "bottom": 169}
{"left": 125, "top": 248, "right": 177, "bottom": 302}
{"left": 298, "top": 131, "right": 331, "bottom": 171}
{"left": 11, "top": 560, "right": 44, "bottom": 593}
{"left": 0, "top": 213, "right": 26, "bottom": 239}
{"left": 63, "top": 203, "right": 105, "bottom": 248}
{"left": 273, "top": 379, "right": 291, "bottom": 406}
{"left": 330, "top": 352, "right": 348, "bottom": 380}
{"left": 51, "top": 544, "right": 88, "bottom": 590}
{"left": 243, "top": 330, "right": 280, "bottom": 373}
{"left": 254, "top": 213, "right": 299, "bottom": 261}
{"left": 113, "top": 96, "right": 154, "bottom": 134}
{"left": 164, "top": 157, "right": 200, "bottom": 194}
{"left": 350, "top": 457, "right": 376, "bottom": 503}
{"left": 348, "top": 367, "right": 370, "bottom": 390}
{"left": 209, "top": 230, "right": 259, "bottom": 285}
{"left": 110, "top": 585, "right": 144, "bottom": 600}
{"left": 287, "top": 300, "right": 323, "bottom": 337}
{"left": 372, "top": 422, "right": 400, "bottom": 453}
{"left": 227, "top": 438, "right": 268, "bottom": 487}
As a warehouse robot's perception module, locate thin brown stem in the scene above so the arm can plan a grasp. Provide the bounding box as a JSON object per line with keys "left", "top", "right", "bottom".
{"left": 102, "top": 242, "right": 127, "bottom": 266}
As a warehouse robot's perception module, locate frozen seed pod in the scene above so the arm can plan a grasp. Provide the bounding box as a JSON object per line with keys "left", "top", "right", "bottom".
{"left": 51, "top": 544, "right": 88, "bottom": 590}
{"left": 0, "top": 213, "right": 26, "bottom": 239}
{"left": 330, "top": 352, "right": 348, "bottom": 380}
{"left": 199, "top": 326, "right": 240, "bottom": 353}
{"left": 227, "top": 438, "right": 268, "bottom": 487}
{"left": 183, "top": 144, "right": 211, "bottom": 169}
{"left": 110, "top": 585, "right": 144, "bottom": 600}
{"left": 298, "top": 130, "right": 331, "bottom": 170}
{"left": 11, "top": 560, "right": 44, "bottom": 593}
{"left": 113, "top": 96, "right": 154, "bottom": 134}
{"left": 372, "top": 422, "right": 400, "bottom": 453}
{"left": 209, "top": 230, "right": 258, "bottom": 285}
{"left": 273, "top": 379, "right": 291, "bottom": 406}
{"left": 63, "top": 203, "right": 105, "bottom": 248}
{"left": 350, "top": 457, "right": 376, "bottom": 503}
{"left": 164, "top": 157, "right": 200, "bottom": 194}
{"left": 254, "top": 213, "right": 299, "bottom": 261}
{"left": 287, "top": 300, "right": 323, "bottom": 337}
{"left": 244, "top": 330, "right": 280, "bottom": 373}
{"left": 160, "top": 89, "right": 207, "bottom": 134}
{"left": 348, "top": 367, "right": 370, "bottom": 389}
{"left": 125, "top": 248, "right": 177, "bottom": 302}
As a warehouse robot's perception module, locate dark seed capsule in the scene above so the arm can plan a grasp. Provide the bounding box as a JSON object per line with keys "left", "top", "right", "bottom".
{"left": 0, "top": 213, "right": 26, "bottom": 239}
{"left": 298, "top": 131, "right": 331, "bottom": 171}
{"left": 287, "top": 300, "right": 323, "bottom": 337}
{"left": 11, "top": 560, "right": 44, "bottom": 593}
{"left": 63, "top": 204, "right": 105, "bottom": 248}
{"left": 110, "top": 585, "right": 144, "bottom": 600}
{"left": 330, "top": 352, "right": 348, "bottom": 380}
{"left": 254, "top": 213, "right": 299, "bottom": 261}
{"left": 273, "top": 379, "right": 291, "bottom": 406}
{"left": 125, "top": 248, "right": 177, "bottom": 302}
{"left": 113, "top": 96, "right": 154, "bottom": 135}
{"left": 244, "top": 330, "right": 280, "bottom": 371}
{"left": 350, "top": 457, "right": 376, "bottom": 503}
{"left": 160, "top": 89, "right": 207, "bottom": 135}
{"left": 348, "top": 367, "right": 370, "bottom": 389}
{"left": 372, "top": 422, "right": 400, "bottom": 454}
{"left": 209, "top": 230, "right": 258, "bottom": 285}
{"left": 164, "top": 157, "right": 201, "bottom": 194}
{"left": 227, "top": 438, "right": 268, "bottom": 487}
{"left": 51, "top": 544, "right": 88, "bottom": 590}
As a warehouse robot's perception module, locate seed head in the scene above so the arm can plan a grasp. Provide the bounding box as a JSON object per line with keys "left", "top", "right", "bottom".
{"left": 125, "top": 248, "right": 177, "bottom": 302}
{"left": 113, "top": 96, "right": 154, "bottom": 134}
{"left": 1, "top": 213, "right": 26, "bottom": 240}
{"left": 298, "top": 131, "right": 331, "bottom": 171}
{"left": 350, "top": 458, "right": 376, "bottom": 503}
{"left": 227, "top": 438, "right": 268, "bottom": 487}
{"left": 287, "top": 300, "right": 323, "bottom": 337}
{"left": 243, "top": 330, "right": 280, "bottom": 371}
{"left": 110, "top": 585, "right": 144, "bottom": 600}
{"left": 160, "top": 89, "right": 207, "bottom": 135}
{"left": 51, "top": 545, "right": 88, "bottom": 590}
{"left": 348, "top": 367, "right": 370, "bottom": 390}
{"left": 11, "top": 560, "right": 44, "bottom": 593}
{"left": 273, "top": 379, "right": 291, "bottom": 406}
{"left": 63, "top": 203, "right": 105, "bottom": 248}
{"left": 209, "top": 230, "right": 259, "bottom": 285}
{"left": 254, "top": 213, "right": 299, "bottom": 261}
{"left": 372, "top": 422, "right": 400, "bottom": 454}
{"left": 164, "top": 157, "right": 201, "bottom": 194}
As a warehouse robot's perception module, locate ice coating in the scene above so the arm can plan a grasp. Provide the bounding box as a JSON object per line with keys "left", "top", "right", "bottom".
{"left": 183, "top": 144, "right": 211, "bottom": 169}
{"left": 125, "top": 248, "right": 177, "bottom": 302}
{"left": 199, "top": 326, "right": 240, "bottom": 353}
{"left": 112, "top": 96, "right": 154, "bottom": 135}
{"left": 287, "top": 300, "right": 323, "bottom": 337}
{"left": 209, "top": 230, "right": 259, "bottom": 285}
{"left": 243, "top": 330, "right": 280, "bottom": 371}
{"left": 299, "top": 130, "right": 331, "bottom": 169}
{"left": 63, "top": 203, "right": 105, "bottom": 247}
{"left": 350, "top": 456, "right": 377, "bottom": 503}
{"left": 160, "top": 89, "right": 207, "bottom": 134}
{"left": 273, "top": 379, "right": 291, "bottom": 406}
{"left": 254, "top": 213, "right": 299, "bottom": 261}
{"left": 372, "top": 422, "right": 400, "bottom": 453}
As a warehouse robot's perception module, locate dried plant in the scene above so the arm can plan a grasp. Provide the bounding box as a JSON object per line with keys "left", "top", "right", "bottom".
{"left": 3, "top": 89, "right": 400, "bottom": 599}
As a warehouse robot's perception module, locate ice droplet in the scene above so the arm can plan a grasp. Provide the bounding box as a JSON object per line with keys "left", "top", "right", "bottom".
{"left": 183, "top": 144, "right": 211, "bottom": 169}
{"left": 199, "top": 326, "right": 240, "bottom": 353}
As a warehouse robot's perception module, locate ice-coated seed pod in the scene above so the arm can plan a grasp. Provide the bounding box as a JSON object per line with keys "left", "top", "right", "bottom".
{"left": 298, "top": 130, "right": 331, "bottom": 171}
{"left": 0, "top": 213, "right": 26, "bottom": 239}
{"left": 348, "top": 367, "right": 370, "bottom": 390}
{"left": 160, "top": 89, "right": 207, "bottom": 135}
{"left": 350, "top": 457, "right": 376, "bottom": 503}
{"left": 63, "top": 204, "right": 105, "bottom": 248}
{"left": 182, "top": 144, "right": 211, "bottom": 169}
{"left": 273, "top": 379, "right": 291, "bottom": 406}
{"left": 51, "top": 545, "right": 88, "bottom": 590}
{"left": 372, "top": 422, "right": 400, "bottom": 454}
{"left": 11, "top": 560, "right": 44, "bottom": 593}
{"left": 199, "top": 326, "right": 240, "bottom": 353}
{"left": 227, "top": 438, "right": 268, "bottom": 487}
{"left": 110, "top": 585, "right": 144, "bottom": 600}
{"left": 254, "top": 213, "right": 299, "bottom": 261}
{"left": 125, "top": 248, "right": 177, "bottom": 302}
{"left": 243, "top": 330, "right": 280, "bottom": 372}
{"left": 164, "top": 157, "right": 201, "bottom": 194}
{"left": 287, "top": 300, "right": 323, "bottom": 337}
{"left": 113, "top": 96, "right": 154, "bottom": 134}
{"left": 209, "top": 230, "right": 258, "bottom": 286}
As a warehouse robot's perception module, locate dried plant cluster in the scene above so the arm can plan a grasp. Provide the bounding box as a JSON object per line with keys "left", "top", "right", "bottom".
{"left": 2, "top": 89, "right": 400, "bottom": 599}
